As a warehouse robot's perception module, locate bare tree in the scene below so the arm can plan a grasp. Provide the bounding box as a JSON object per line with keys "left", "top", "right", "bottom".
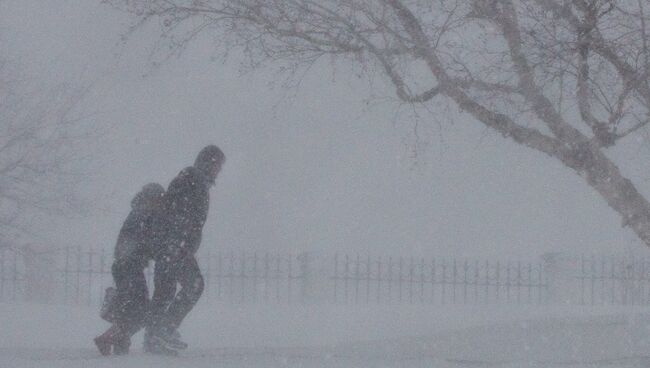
{"left": 107, "top": 0, "right": 650, "bottom": 246}
{"left": 0, "top": 60, "right": 89, "bottom": 249}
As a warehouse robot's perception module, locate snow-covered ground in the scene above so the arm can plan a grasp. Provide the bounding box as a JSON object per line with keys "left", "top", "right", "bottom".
{"left": 1, "top": 302, "right": 650, "bottom": 367}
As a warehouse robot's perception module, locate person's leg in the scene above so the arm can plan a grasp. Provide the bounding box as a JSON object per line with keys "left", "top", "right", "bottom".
{"left": 144, "top": 255, "right": 202, "bottom": 352}
{"left": 148, "top": 258, "right": 177, "bottom": 328}
{"left": 94, "top": 260, "right": 133, "bottom": 356}
{"left": 113, "top": 264, "right": 150, "bottom": 354}
{"left": 144, "top": 258, "right": 178, "bottom": 352}
{"left": 163, "top": 255, "right": 204, "bottom": 332}
{"left": 94, "top": 324, "right": 123, "bottom": 356}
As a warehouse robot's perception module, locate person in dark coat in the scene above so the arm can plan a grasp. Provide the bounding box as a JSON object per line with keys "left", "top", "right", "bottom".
{"left": 94, "top": 183, "right": 166, "bottom": 356}
{"left": 145, "top": 145, "right": 225, "bottom": 354}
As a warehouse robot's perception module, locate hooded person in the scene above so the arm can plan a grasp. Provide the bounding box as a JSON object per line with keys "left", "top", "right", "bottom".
{"left": 145, "top": 145, "right": 225, "bottom": 355}
{"left": 94, "top": 182, "right": 166, "bottom": 356}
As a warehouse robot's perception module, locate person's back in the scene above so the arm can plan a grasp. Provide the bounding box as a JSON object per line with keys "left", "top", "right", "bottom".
{"left": 164, "top": 165, "right": 210, "bottom": 259}
{"left": 114, "top": 187, "right": 164, "bottom": 263}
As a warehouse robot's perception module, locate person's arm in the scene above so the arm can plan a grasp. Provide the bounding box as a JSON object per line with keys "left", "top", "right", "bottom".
{"left": 183, "top": 209, "right": 205, "bottom": 255}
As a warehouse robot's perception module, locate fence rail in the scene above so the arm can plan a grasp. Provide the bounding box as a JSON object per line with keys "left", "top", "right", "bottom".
{"left": 574, "top": 254, "right": 650, "bottom": 305}
{"left": 201, "top": 251, "right": 303, "bottom": 304}
{"left": 0, "top": 247, "right": 305, "bottom": 306}
{"left": 1, "top": 247, "right": 650, "bottom": 307}
{"left": 331, "top": 254, "right": 548, "bottom": 305}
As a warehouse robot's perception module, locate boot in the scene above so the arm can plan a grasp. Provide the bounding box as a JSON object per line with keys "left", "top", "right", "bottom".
{"left": 156, "top": 328, "right": 187, "bottom": 350}
{"left": 144, "top": 342, "right": 179, "bottom": 356}
{"left": 94, "top": 324, "right": 124, "bottom": 356}
{"left": 113, "top": 335, "right": 131, "bottom": 355}
{"left": 146, "top": 326, "right": 188, "bottom": 350}
{"left": 165, "top": 329, "right": 188, "bottom": 350}
{"left": 94, "top": 336, "right": 112, "bottom": 356}
{"left": 144, "top": 330, "right": 179, "bottom": 356}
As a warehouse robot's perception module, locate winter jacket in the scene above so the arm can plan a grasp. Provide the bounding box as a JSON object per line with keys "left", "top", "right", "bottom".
{"left": 113, "top": 195, "right": 164, "bottom": 265}
{"left": 162, "top": 166, "right": 210, "bottom": 260}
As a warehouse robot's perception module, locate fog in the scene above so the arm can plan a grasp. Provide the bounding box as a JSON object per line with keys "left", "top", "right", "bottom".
{"left": 3, "top": 0, "right": 645, "bottom": 259}
{"left": 3, "top": 1, "right": 650, "bottom": 367}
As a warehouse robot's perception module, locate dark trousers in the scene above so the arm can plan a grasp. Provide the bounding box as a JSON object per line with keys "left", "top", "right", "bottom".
{"left": 111, "top": 258, "right": 149, "bottom": 335}
{"left": 149, "top": 255, "right": 204, "bottom": 332}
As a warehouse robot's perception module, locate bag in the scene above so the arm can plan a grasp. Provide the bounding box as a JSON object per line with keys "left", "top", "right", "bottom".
{"left": 100, "top": 287, "right": 117, "bottom": 323}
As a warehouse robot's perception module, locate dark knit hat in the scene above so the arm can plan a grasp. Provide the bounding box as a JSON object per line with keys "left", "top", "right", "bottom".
{"left": 194, "top": 145, "right": 225, "bottom": 175}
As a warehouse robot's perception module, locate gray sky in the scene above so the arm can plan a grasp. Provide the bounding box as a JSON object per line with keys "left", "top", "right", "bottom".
{"left": 3, "top": 0, "right": 649, "bottom": 260}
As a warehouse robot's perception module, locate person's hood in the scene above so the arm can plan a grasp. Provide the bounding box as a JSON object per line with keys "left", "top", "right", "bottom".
{"left": 131, "top": 183, "right": 165, "bottom": 211}
{"left": 194, "top": 144, "right": 224, "bottom": 185}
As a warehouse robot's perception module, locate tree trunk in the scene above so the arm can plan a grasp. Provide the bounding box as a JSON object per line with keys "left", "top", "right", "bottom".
{"left": 557, "top": 143, "right": 650, "bottom": 246}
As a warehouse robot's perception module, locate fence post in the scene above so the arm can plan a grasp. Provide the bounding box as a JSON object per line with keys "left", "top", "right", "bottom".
{"left": 218, "top": 252, "right": 223, "bottom": 301}
{"left": 441, "top": 259, "right": 447, "bottom": 305}
{"left": 463, "top": 259, "right": 468, "bottom": 304}
{"left": 240, "top": 250, "right": 246, "bottom": 304}
{"left": 205, "top": 250, "right": 212, "bottom": 302}
{"left": 12, "top": 249, "right": 18, "bottom": 302}
{"left": 333, "top": 253, "right": 338, "bottom": 303}
{"left": 355, "top": 254, "right": 360, "bottom": 304}
{"left": 251, "top": 252, "right": 257, "bottom": 303}
{"left": 408, "top": 257, "right": 414, "bottom": 304}
{"left": 431, "top": 258, "right": 436, "bottom": 304}
{"left": 367, "top": 255, "right": 372, "bottom": 304}
{"left": 100, "top": 248, "right": 106, "bottom": 306}
{"left": 64, "top": 247, "right": 69, "bottom": 304}
{"left": 344, "top": 255, "right": 350, "bottom": 304}
{"left": 541, "top": 252, "right": 579, "bottom": 305}
{"left": 452, "top": 258, "right": 457, "bottom": 304}
{"left": 474, "top": 260, "right": 479, "bottom": 304}
{"left": 420, "top": 258, "right": 425, "bottom": 303}
{"left": 398, "top": 257, "right": 403, "bottom": 303}
{"left": 87, "top": 249, "right": 93, "bottom": 306}
{"left": 387, "top": 257, "right": 393, "bottom": 303}
{"left": 75, "top": 245, "right": 81, "bottom": 304}
{"left": 484, "top": 260, "right": 489, "bottom": 304}
{"left": 25, "top": 247, "right": 44, "bottom": 303}
{"left": 297, "top": 251, "right": 313, "bottom": 303}
{"left": 287, "top": 254, "right": 292, "bottom": 304}
{"left": 0, "top": 248, "right": 4, "bottom": 301}
{"left": 590, "top": 254, "right": 596, "bottom": 306}
{"left": 297, "top": 251, "right": 330, "bottom": 304}
{"left": 377, "top": 256, "right": 382, "bottom": 304}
